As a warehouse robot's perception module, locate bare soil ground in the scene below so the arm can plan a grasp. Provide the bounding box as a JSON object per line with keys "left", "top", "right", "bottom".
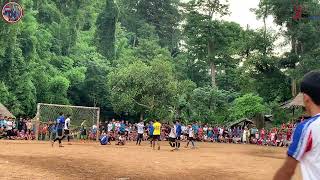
{"left": 0, "top": 140, "right": 301, "bottom": 180}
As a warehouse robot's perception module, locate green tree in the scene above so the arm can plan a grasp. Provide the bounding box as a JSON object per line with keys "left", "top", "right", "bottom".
{"left": 96, "top": 0, "right": 119, "bottom": 59}
{"left": 230, "top": 93, "right": 267, "bottom": 120}
{"left": 190, "top": 87, "right": 235, "bottom": 124}
{"left": 108, "top": 59, "right": 177, "bottom": 120}
{"left": 184, "top": 1, "right": 243, "bottom": 87}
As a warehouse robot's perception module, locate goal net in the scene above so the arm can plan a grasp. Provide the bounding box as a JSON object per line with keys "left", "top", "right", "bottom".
{"left": 35, "top": 103, "right": 100, "bottom": 139}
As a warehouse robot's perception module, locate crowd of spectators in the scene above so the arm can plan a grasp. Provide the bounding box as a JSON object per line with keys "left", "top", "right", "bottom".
{"left": 0, "top": 114, "right": 298, "bottom": 148}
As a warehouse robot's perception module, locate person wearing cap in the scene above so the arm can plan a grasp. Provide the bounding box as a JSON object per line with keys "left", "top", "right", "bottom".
{"left": 274, "top": 71, "right": 320, "bottom": 180}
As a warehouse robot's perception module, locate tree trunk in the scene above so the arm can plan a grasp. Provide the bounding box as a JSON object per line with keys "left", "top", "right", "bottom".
{"left": 208, "top": 40, "right": 216, "bottom": 87}
{"left": 210, "top": 62, "right": 216, "bottom": 87}
{"left": 140, "top": 112, "right": 144, "bottom": 121}
{"left": 291, "top": 38, "right": 298, "bottom": 97}
{"left": 291, "top": 78, "right": 297, "bottom": 97}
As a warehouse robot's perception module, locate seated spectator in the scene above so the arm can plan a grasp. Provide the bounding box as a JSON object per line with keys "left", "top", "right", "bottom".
{"left": 0, "top": 127, "right": 7, "bottom": 139}
{"left": 116, "top": 134, "right": 125, "bottom": 145}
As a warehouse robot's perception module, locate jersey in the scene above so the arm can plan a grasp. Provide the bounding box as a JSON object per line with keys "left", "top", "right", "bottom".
{"left": 148, "top": 125, "right": 154, "bottom": 135}
{"left": 56, "top": 116, "right": 65, "bottom": 130}
{"left": 287, "top": 114, "right": 320, "bottom": 180}
{"left": 169, "top": 127, "right": 176, "bottom": 138}
{"left": 175, "top": 124, "right": 182, "bottom": 137}
{"left": 64, "top": 118, "right": 70, "bottom": 130}
{"left": 137, "top": 123, "right": 144, "bottom": 134}
{"left": 188, "top": 127, "right": 194, "bottom": 138}
{"left": 100, "top": 134, "right": 109, "bottom": 145}
{"left": 153, "top": 122, "right": 161, "bottom": 135}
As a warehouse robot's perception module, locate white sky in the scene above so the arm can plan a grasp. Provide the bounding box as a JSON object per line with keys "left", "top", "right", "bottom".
{"left": 223, "top": 0, "right": 291, "bottom": 54}
{"left": 183, "top": 0, "right": 291, "bottom": 54}
{"left": 222, "top": 0, "right": 274, "bottom": 29}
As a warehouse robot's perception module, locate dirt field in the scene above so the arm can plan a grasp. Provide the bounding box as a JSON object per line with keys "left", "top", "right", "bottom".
{"left": 0, "top": 140, "right": 301, "bottom": 180}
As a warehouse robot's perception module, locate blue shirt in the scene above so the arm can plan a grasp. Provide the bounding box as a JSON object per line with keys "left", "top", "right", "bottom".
{"left": 0, "top": 119, "right": 4, "bottom": 127}
{"left": 148, "top": 125, "right": 154, "bottom": 135}
{"left": 100, "top": 135, "right": 109, "bottom": 145}
{"left": 120, "top": 123, "right": 126, "bottom": 132}
{"left": 192, "top": 125, "right": 199, "bottom": 134}
{"left": 175, "top": 124, "right": 182, "bottom": 136}
{"left": 56, "top": 116, "right": 65, "bottom": 130}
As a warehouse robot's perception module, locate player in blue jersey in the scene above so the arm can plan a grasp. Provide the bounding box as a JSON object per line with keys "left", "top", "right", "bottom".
{"left": 52, "top": 113, "right": 65, "bottom": 147}
{"left": 175, "top": 120, "right": 182, "bottom": 150}
{"left": 148, "top": 121, "right": 154, "bottom": 147}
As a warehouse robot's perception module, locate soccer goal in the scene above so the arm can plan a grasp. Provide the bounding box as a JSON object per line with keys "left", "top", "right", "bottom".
{"left": 34, "top": 103, "right": 100, "bottom": 140}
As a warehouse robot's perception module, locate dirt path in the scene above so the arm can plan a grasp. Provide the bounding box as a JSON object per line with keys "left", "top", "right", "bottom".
{"left": 0, "top": 140, "right": 301, "bottom": 180}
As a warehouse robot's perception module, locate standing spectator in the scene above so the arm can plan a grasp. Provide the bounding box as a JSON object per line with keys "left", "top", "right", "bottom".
{"left": 26, "top": 119, "right": 33, "bottom": 135}
{"left": 6, "top": 118, "right": 13, "bottom": 139}
{"left": 242, "top": 127, "right": 248, "bottom": 144}
{"left": 120, "top": 120, "right": 126, "bottom": 135}
{"left": 0, "top": 114, "right": 4, "bottom": 128}
{"left": 17, "top": 118, "right": 23, "bottom": 132}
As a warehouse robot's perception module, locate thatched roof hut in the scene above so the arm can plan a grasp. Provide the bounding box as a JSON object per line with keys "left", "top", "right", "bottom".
{"left": 227, "top": 118, "right": 254, "bottom": 129}
{"left": 0, "top": 103, "right": 14, "bottom": 118}
{"left": 281, "top": 93, "right": 304, "bottom": 109}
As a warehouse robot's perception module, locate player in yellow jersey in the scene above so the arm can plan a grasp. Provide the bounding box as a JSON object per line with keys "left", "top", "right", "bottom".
{"left": 152, "top": 119, "right": 161, "bottom": 150}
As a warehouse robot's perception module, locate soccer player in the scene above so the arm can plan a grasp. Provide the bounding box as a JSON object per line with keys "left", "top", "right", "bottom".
{"left": 148, "top": 121, "right": 154, "bottom": 147}
{"left": 175, "top": 120, "right": 182, "bottom": 150}
{"left": 52, "top": 113, "right": 65, "bottom": 147}
{"left": 64, "top": 115, "right": 71, "bottom": 144}
{"left": 185, "top": 125, "right": 195, "bottom": 149}
{"left": 136, "top": 120, "right": 144, "bottom": 145}
{"left": 99, "top": 131, "right": 110, "bottom": 145}
{"left": 168, "top": 123, "right": 176, "bottom": 151}
{"left": 274, "top": 71, "right": 320, "bottom": 180}
{"left": 152, "top": 119, "right": 161, "bottom": 150}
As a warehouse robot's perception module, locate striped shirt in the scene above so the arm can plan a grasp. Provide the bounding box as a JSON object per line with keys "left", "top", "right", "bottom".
{"left": 288, "top": 114, "right": 320, "bottom": 180}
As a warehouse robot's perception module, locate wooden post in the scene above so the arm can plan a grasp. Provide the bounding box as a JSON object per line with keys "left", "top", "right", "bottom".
{"left": 96, "top": 108, "right": 100, "bottom": 141}
{"left": 35, "top": 103, "right": 40, "bottom": 141}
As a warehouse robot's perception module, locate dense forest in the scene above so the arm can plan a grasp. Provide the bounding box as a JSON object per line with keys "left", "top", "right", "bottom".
{"left": 0, "top": 0, "right": 320, "bottom": 124}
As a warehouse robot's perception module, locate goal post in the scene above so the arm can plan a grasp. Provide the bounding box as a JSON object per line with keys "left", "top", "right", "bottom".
{"left": 35, "top": 103, "right": 100, "bottom": 141}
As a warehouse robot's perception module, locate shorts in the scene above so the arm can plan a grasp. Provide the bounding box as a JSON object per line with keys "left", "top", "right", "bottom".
{"left": 188, "top": 137, "right": 194, "bottom": 141}
{"left": 153, "top": 135, "right": 160, "bottom": 141}
{"left": 7, "top": 130, "right": 12, "bottom": 136}
{"left": 148, "top": 135, "right": 153, "bottom": 140}
{"left": 81, "top": 130, "right": 86, "bottom": 136}
{"left": 169, "top": 137, "right": 176, "bottom": 142}
{"left": 137, "top": 133, "right": 143, "bottom": 139}
{"left": 176, "top": 136, "right": 181, "bottom": 140}
{"left": 64, "top": 129, "right": 70, "bottom": 135}
{"left": 57, "top": 129, "right": 63, "bottom": 137}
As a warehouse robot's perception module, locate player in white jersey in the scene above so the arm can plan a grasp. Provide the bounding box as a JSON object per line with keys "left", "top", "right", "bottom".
{"left": 64, "top": 115, "right": 71, "bottom": 143}
{"left": 136, "top": 121, "right": 144, "bottom": 145}
{"left": 168, "top": 123, "right": 176, "bottom": 151}
{"left": 274, "top": 71, "right": 320, "bottom": 180}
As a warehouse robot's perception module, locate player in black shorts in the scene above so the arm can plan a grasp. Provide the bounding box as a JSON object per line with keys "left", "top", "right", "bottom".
{"left": 64, "top": 115, "right": 71, "bottom": 143}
